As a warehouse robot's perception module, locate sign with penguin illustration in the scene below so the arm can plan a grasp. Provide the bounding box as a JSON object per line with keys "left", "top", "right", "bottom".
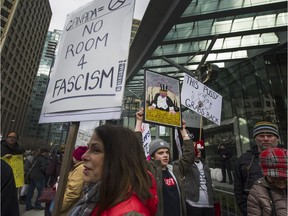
{"left": 144, "top": 70, "right": 182, "bottom": 128}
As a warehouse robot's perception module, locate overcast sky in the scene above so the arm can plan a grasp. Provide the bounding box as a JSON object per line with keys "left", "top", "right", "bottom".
{"left": 48, "top": 0, "right": 149, "bottom": 31}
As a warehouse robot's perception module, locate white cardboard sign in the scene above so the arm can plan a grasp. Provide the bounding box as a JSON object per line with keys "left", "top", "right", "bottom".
{"left": 181, "top": 73, "right": 222, "bottom": 125}
{"left": 141, "top": 123, "right": 151, "bottom": 158}
{"left": 39, "top": 0, "right": 135, "bottom": 123}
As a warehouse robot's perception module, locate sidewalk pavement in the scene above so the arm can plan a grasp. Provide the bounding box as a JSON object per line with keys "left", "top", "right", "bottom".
{"left": 21, "top": 207, "right": 45, "bottom": 216}
{"left": 19, "top": 188, "right": 45, "bottom": 216}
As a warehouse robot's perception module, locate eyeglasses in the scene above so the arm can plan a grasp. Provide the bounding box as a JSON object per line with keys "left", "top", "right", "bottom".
{"left": 7, "top": 136, "right": 17, "bottom": 139}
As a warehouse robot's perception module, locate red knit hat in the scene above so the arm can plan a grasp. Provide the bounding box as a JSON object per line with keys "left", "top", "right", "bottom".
{"left": 260, "top": 147, "right": 287, "bottom": 178}
{"left": 73, "top": 146, "right": 88, "bottom": 161}
{"left": 195, "top": 140, "right": 204, "bottom": 156}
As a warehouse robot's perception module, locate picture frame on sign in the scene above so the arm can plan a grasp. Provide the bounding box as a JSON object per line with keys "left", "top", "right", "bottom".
{"left": 144, "top": 70, "right": 182, "bottom": 128}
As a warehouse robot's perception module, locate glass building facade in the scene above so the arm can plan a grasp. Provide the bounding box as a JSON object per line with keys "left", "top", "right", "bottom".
{"left": 1, "top": 0, "right": 52, "bottom": 137}
{"left": 22, "top": 30, "right": 68, "bottom": 150}
{"left": 124, "top": 0, "right": 287, "bottom": 166}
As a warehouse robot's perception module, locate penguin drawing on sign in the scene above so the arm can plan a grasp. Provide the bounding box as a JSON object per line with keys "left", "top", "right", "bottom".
{"left": 148, "top": 84, "right": 179, "bottom": 114}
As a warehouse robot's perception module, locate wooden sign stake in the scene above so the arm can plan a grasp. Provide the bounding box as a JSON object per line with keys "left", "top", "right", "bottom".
{"left": 52, "top": 122, "right": 80, "bottom": 216}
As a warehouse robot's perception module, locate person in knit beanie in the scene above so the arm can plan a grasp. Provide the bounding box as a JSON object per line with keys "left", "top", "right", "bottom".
{"left": 234, "top": 121, "right": 280, "bottom": 216}
{"left": 247, "top": 147, "right": 287, "bottom": 216}
{"left": 73, "top": 146, "right": 88, "bottom": 161}
{"left": 252, "top": 121, "right": 280, "bottom": 152}
{"left": 135, "top": 107, "right": 195, "bottom": 216}
{"left": 60, "top": 146, "right": 88, "bottom": 215}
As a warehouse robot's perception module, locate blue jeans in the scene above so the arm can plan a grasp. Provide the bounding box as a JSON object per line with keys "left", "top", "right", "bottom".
{"left": 26, "top": 178, "right": 45, "bottom": 208}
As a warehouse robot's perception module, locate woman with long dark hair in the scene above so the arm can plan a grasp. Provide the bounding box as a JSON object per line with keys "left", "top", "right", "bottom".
{"left": 68, "top": 124, "right": 158, "bottom": 216}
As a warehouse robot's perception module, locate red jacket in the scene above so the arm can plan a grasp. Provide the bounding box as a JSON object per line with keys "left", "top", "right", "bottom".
{"left": 92, "top": 172, "right": 158, "bottom": 216}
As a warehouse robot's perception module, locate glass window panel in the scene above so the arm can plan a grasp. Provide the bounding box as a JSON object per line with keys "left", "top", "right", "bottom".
{"left": 242, "top": 73, "right": 260, "bottom": 118}
{"left": 241, "top": 34, "right": 260, "bottom": 46}
{"left": 187, "top": 65, "right": 198, "bottom": 71}
{"left": 276, "top": 12, "right": 288, "bottom": 26}
{"left": 231, "top": 17, "right": 253, "bottom": 31}
{"left": 224, "top": 36, "right": 242, "bottom": 48}
{"left": 260, "top": 33, "right": 278, "bottom": 44}
{"left": 232, "top": 51, "right": 248, "bottom": 59}
{"left": 213, "top": 20, "right": 232, "bottom": 34}
{"left": 206, "top": 54, "right": 217, "bottom": 61}
{"left": 230, "top": 80, "right": 245, "bottom": 117}
{"left": 213, "top": 38, "right": 224, "bottom": 49}
{"left": 217, "top": 53, "right": 232, "bottom": 60}
{"left": 254, "top": 14, "right": 276, "bottom": 28}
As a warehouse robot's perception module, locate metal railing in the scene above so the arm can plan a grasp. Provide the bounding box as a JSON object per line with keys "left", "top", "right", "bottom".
{"left": 214, "top": 188, "right": 242, "bottom": 216}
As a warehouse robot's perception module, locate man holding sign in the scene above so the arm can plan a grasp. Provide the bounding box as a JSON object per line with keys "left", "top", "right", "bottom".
{"left": 1, "top": 131, "right": 25, "bottom": 158}
{"left": 1, "top": 131, "right": 26, "bottom": 198}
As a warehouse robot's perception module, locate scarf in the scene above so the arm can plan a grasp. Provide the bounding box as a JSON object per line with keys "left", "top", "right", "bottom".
{"left": 68, "top": 182, "right": 101, "bottom": 216}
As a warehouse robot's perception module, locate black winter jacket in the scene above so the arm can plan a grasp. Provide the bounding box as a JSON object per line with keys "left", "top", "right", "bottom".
{"left": 1, "top": 140, "right": 25, "bottom": 157}
{"left": 234, "top": 145, "right": 263, "bottom": 216}
{"left": 29, "top": 155, "right": 48, "bottom": 180}
{"left": 1, "top": 159, "right": 20, "bottom": 216}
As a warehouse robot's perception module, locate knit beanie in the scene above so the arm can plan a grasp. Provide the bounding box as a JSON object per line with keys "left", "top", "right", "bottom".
{"left": 195, "top": 140, "right": 204, "bottom": 156}
{"left": 253, "top": 121, "right": 279, "bottom": 138}
{"left": 149, "top": 139, "right": 169, "bottom": 156}
{"left": 73, "top": 146, "right": 88, "bottom": 161}
{"left": 260, "top": 147, "right": 287, "bottom": 178}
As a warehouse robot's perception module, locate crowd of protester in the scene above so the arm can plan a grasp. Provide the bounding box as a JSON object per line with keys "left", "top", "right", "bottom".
{"left": 1, "top": 116, "right": 286, "bottom": 216}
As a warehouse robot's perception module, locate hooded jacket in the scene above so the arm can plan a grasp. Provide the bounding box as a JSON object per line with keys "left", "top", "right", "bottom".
{"left": 247, "top": 177, "right": 287, "bottom": 216}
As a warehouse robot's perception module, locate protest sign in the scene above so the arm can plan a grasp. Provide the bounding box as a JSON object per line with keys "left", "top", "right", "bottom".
{"left": 181, "top": 73, "right": 222, "bottom": 125}
{"left": 75, "top": 121, "right": 100, "bottom": 147}
{"left": 141, "top": 123, "right": 151, "bottom": 159}
{"left": 144, "top": 70, "right": 182, "bottom": 128}
{"left": 40, "top": 0, "right": 135, "bottom": 123}
{"left": 174, "top": 129, "right": 182, "bottom": 157}
{"left": 2, "top": 155, "right": 24, "bottom": 187}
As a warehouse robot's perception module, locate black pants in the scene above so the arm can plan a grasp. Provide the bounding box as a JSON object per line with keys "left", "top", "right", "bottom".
{"left": 221, "top": 159, "right": 233, "bottom": 182}
{"left": 186, "top": 203, "right": 215, "bottom": 216}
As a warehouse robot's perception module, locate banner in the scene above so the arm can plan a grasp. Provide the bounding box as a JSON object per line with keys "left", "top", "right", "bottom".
{"left": 75, "top": 121, "right": 100, "bottom": 147}
{"left": 174, "top": 129, "right": 182, "bottom": 157}
{"left": 141, "top": 123, "right": 151, "bottom": 159}
{"left": 181, "top": 73, "right": 222, "bottom": 125}
{"left": 144, "top": 70, "right": 182, "bottom": 128}
{"left": 40, "top": 0, "right": 135, "bottom": 123}
{"left": 2, "top": 155, "right": 24, "bottom": 187}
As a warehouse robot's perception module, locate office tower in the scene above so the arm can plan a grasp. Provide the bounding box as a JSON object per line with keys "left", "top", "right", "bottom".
{"left": 130, "top": 18, "right": 141, "bottom": 45}
{"left": 1, "top": 0, "right": 52, "bottom": 138}
{"left": 22, "top": 30, "right": 65, "bottom": 149}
